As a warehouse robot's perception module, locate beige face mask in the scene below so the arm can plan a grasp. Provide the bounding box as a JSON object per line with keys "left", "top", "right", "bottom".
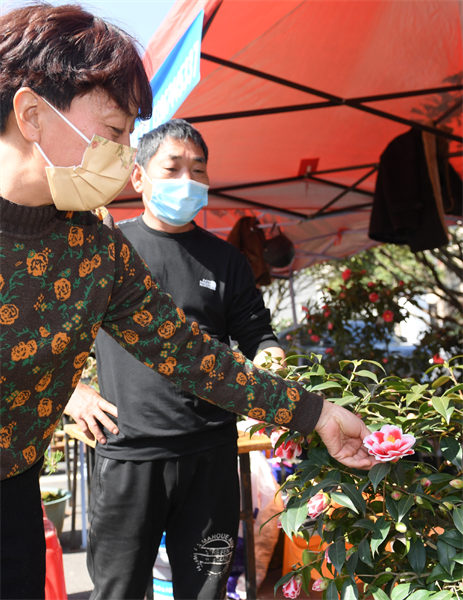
{"left": 34, "top": 98, "right": 137, "bottom": 211}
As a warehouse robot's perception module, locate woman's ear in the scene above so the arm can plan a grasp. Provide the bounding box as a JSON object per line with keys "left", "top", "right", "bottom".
{"left": 131, "top": 163, "right": 145, "bottom": 194}
{"left": 12, "top": 88, "right": 43, "bottom": 142}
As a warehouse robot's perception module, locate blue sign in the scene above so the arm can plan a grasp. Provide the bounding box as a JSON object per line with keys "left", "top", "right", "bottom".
{"left": 131, "top": 10, "right": 204, "bottom": 145}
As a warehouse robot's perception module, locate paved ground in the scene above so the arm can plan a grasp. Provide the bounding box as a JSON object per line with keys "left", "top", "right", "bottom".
{"left": 42, "top": 463, "right": 321, "bottom": 600}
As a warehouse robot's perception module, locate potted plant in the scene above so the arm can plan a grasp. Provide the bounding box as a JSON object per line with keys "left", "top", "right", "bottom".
{"left": 40, "top": 445, "right": 71, "bottom": 536}
{"left": 263, "top": 355, "right": 462, "bottom": 599}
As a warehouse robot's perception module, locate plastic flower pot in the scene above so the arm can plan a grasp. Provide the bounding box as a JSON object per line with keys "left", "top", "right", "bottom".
{"left": 41, "top": 488, "right": 71, "bottom": 536}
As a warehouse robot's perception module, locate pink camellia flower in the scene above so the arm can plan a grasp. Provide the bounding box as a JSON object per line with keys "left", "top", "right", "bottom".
{"left": 310, "top": 334, "right": 320, "bottom": 343}
{"left": 367, "top": 281, "right": 376, "bottom": 288}
{"left": 382, "top": 310, "right": 394, "bottom": 323}
{"left": 325, "top": 347, "right": 334, "bottom": 355}
{"left": 339, "top": 292, "right": 346, "bottom": 299}
{"left": 369, "top": 292, "right": 379, "bottom": 303}
{"left": 433, "top": 354, "right": 445, "bottom": 364}
{"left": 324, "top": 309, "right": 331, "bottom": 318}
{"left": 312, "top": 578, "right": 329, "bottom": 592}
{"left": 270, "top": 430, "right": 302, "bottom": 461}
{"left": 327, "top": 321, "right": 334, "bottom": 330}
{"left": 363, "top": 425, "right": 416, "bottom": 462}
{"left": 307, "top": 492, "right": 330, "bottom": 518}
{"left": 302, "top": 305, "right": 309, "bottom": 313}
{"left": 341, "top": 268, "right": 352, "bottom": 281}
{"left": 282, "top": 575, "right": 302, "bottom": 599}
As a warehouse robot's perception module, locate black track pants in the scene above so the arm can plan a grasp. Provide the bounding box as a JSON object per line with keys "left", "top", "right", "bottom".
{"left": 0, "top": 459, "right": 45, "bottom": 600}
{"left": 87, "top": 444, "right": 239, "bottom": 600}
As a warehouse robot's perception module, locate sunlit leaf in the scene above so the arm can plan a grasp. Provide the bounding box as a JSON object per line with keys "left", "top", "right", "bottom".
{"left": 341, "top": 578, "right": 358, "bottom": 600}
{"left": 390, "top": 583, "right": 413, "bottom": 600}
{"left": 330, "top": 492, "right": 359, "bottom": 514}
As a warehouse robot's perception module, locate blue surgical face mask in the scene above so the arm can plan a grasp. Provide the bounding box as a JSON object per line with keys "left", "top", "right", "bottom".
{"left": 144, "top": 172, "right": 209, "bottom": 226}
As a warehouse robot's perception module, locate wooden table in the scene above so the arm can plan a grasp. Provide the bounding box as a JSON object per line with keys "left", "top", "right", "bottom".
{"left": 64, "top": 423, "right": 272, "bottom": 599}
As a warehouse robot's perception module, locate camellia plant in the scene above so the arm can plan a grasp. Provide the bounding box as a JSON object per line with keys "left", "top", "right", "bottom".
{"left": 262, "top": 354, "right": 462, "bottom": 600}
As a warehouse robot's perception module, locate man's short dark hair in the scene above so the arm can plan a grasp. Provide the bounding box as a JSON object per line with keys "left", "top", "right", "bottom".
{"left": 136, "top": 119, "right": 209, "bottom": 168}
{"left": 0, "top": 3, "right": 152, "bottom": 133}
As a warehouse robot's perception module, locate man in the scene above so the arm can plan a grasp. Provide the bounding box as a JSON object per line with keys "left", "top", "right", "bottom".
{"left": 0, "top": 5, "right": 377, "bottom": 599}
{"left": 66, "top": 119, "right": 286, "bottom": 600}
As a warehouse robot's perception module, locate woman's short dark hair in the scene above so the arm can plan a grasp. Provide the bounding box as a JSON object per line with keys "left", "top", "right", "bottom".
{"left": 0, "top": 2, "right": 152, "bottom": 133}
{"left": 136, "top": 119, "right": 209, "bottom": 168}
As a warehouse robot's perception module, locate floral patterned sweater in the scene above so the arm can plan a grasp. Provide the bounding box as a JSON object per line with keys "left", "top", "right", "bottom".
{"left": 0, "top": 196, "right": 323, "bottom": 479}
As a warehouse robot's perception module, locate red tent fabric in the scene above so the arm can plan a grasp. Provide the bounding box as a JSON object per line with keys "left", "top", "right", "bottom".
{"left": 111, "top": 0, "right": 463, "bottom": 272}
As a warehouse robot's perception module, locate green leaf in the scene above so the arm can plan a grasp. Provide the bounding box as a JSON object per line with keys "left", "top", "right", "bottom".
{"left": 407, "top": 591, "right": 433, "bottom": 600}
{"left": 370, "top": 517, "right": 390, "bottom": 556}
{"left": 355, "top": 369, "right": 379, "bottom": 382}
{"left": 453, "top": 552, "right": 463, "bottom": 565}
{"left": 326, "top": 580, "right": 339, "bottom": 600}
{"left": 330, "top": 492, "right": 359, "bottom": 514}
{"left": 346, "top": 552, "right": 358, "bottom": 578}
{"left": 431, "top": 396, "right": 453, "bottom": 424}
{"left": 341, "top": 579, "right": 358, "bottom": 600}
{"left": 358, "top": 538, "right": 373, "bottom": 567}
{"left": 453, "top": 506, "right": 463, "bottom": 535}
{"left": 390, "top": 583, "right": 413, "bottom": 600}
{"left": 440, "top": 437, "right": 463, "bottom": 469}
{"left": 332, "top": 395, "right": 359, "bottom": 407}
{"left": 352, "top": 518, "right": 376, "bottom": 532}
{"left": 328, "top": 539, "right": 346, "bottom": 574}
{"left": 279, "top": 499, "right": 308, "bottom": 538}
{"left": 371, "top": 589, "right": 390, "bottom": 600}
{"left": 442, "top": 382, "right": 463, "bottom": 396}
{"left": 397, "top": 494, "right": 415, "bottom": 521}
{"left": 301, "top": 565, "right": 312, "bottom": 594}
{"left": 441, "top": 529, "right": 463, "bottom": 550}
{"left": 437, "top": 539, "right": 457, "bottom": 575}
{"left": 408, "top": 538, "right": 426, "bottom": 573}
{"left": 431, "top": 375, "right": 451, "bottom": 389}
{"left": 368, "top": 463, "right": 391, "bottom": 492}
{"left": 429, "top": 592, "right": 455, "bottom": 600}
{"left": 309, "top": 381, "right": 343, "bottom": 392}
{"left": 341, "top": 482, "right": 367, "bottom": 514}
{"left": 385, "top": 495, "right": 399, "bottom": 521}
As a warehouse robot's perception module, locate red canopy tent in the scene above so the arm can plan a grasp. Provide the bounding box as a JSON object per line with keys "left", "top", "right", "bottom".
{"left": 110, "top": 0, "right": 463, "bottom": 272}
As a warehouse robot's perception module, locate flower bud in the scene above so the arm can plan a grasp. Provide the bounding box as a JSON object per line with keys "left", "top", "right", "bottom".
{"left": 312, "top": 578, "right": 329, "bottom": 592}
{"left": 324, "top": 520, "right": 336, "bottom": 532}
{"left": 415, "top": 495, "right": 425, "bottom": 505}
{"left": 420, "top": 478, "right": 431, "bottom": 488}
{"left": 390, "top": 490, "right": 402, "bottom": 501}
{"left": 395, "top": 522, "right": 407, "bottom": 533}
{"left": 443, "top": 501, "right": 454, "bottom": 510}
{"left": 450, "top": 479, "right": 463, "bottom": 490}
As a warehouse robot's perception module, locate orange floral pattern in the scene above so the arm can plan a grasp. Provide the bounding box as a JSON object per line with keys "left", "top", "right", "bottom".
{"left": 274, "top": 408, "right": 293, "bottom": 425}
{"left": 200, "top": 355, "right": 216, "bottom": 373}
{"left": 37, "top": 397, "right": 52, "bottom": 417}
{"left": 287, "top": 387, "right": 300, "bottom": 403}
{"left": 54, "top": 278, "right": 72, "bottom": 301}
{"left": 248, "top": 407, "right": 267, "bottom": 421}
{"left": 0, "top": 303, "right": 19, "bottom": 325}
{"left": 68, "top": 226, "right": 84, "bottom": 247}
{"left": 158, "top": 321, "right": 176, "bottom": 339}
{"left": 26, "top": 251, "right": 48, "bottom": 276}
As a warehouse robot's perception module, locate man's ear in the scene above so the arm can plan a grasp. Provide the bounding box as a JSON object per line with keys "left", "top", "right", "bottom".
{"left": 12, "top": 88, "right": 44, "bottom": 143}
{"left": 131, "top": 163, "right": 145, "bottom": 194}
